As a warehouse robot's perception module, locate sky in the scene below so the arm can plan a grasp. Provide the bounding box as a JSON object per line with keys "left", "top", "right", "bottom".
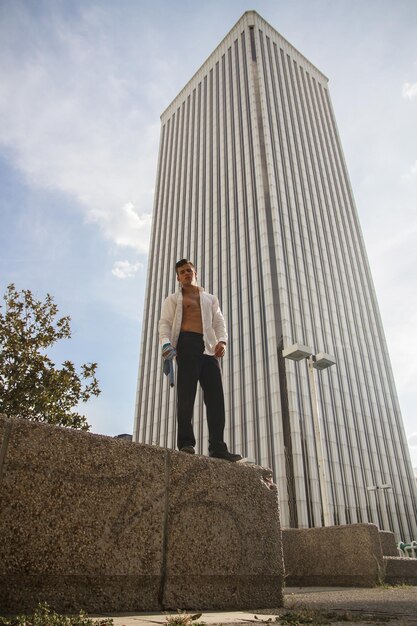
{"left": 0, "top": 0, "right": 416, "bottom": 467}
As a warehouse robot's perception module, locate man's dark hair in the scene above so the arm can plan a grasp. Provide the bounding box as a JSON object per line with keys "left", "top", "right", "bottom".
{"left": 175, "top": 259, "right": 195, "bottom": 275}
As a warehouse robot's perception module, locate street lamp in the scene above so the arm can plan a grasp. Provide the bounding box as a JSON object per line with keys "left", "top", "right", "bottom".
{"left": 367, "top": 483, "right": 393, "bottom": 492}
{"left": 283, "top": 342, "right": 336, "bottom": 527}
{"left": 367, "top": 484, "right": 393, "bottom": 530}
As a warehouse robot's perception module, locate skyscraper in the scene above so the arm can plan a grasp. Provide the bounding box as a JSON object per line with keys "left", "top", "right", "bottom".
{"left": 134, "top": 11, "right": 417, "bottom": 540}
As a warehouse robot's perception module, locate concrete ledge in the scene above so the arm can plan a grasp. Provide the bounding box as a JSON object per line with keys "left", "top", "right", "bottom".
{"left": 384, "top": 556, "right": 417, "bottom": 586}
{"left": 282, "top": 524, "right": 384, "bottom": 587}
{"left": 0, "top": 416, "right": 284, "bottom": 613}
{"left": 379, "top": 531, "right": 398, "bottom": 557}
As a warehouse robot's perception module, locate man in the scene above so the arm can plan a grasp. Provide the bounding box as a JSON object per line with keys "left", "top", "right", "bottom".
{"left": 159, "top": 259, "right": 242, "bottom": 462}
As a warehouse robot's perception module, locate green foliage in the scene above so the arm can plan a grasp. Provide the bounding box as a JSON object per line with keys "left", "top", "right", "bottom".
{"left": 0, "top": 284, "right": 100, "bottom": 430}
{"left": 0, "top": 602, "right": 113, "bottom": 626}
{"left": 280, "top": 611, "right": 323, "bottom": 626}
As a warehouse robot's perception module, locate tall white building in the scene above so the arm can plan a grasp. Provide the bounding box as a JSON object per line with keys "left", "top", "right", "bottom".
{"left": 134, "top": 11, "right": 417, "bottom": 540}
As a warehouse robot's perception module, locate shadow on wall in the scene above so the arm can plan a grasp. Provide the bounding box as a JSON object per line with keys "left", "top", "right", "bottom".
{"left": 0, "top": 415, "right": 284, "bottom": 613}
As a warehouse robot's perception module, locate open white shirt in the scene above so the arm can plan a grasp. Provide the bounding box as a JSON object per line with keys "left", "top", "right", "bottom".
{"left": 159, "top": 287, "right": 228, "bottom": 356}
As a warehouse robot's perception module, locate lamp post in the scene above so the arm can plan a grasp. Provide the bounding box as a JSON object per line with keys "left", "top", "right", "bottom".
{"left": 366, "top": 484, "right": 393, "bottom": 530}
{"left": 282, "top": 343, "right": 336, "bottom": 527}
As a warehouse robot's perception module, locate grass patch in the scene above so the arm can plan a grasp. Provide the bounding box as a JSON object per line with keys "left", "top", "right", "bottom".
{"left": 165, "top": 611, "right": 203, "bottom": 626}
{"left": 0, "top": 603, "right": 113, "bottom": 626}
{"left": 377, "top": 582, "right": 412, "bottom": 589}
{"left": 278, "top": 609, "right": 331, "bottom": 626}
{"left": 255, "top": 608, "right": 391, "bottom": 625}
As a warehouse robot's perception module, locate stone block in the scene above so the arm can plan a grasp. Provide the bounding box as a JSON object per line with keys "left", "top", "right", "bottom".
{"left": 162, "top": 452, "right": 283, "bottom": 609}
{"left": 282, "top": 524, "right": 384, "bottom": 587}
{"left": 0, "top": 415, "right": 284, "bottom": 613}
{"left": 384, "top": 556, "right": 417, "bottom": 585}
{"left": 0, "top": 415, "right": 166, "bottom": 612}
{"left": 379, "top": 530, "right": 398, "bottom": 556}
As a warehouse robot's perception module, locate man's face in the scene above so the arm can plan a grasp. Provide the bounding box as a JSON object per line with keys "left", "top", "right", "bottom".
{"left": 176, "top": 263, "right": 198, "bottom": 287}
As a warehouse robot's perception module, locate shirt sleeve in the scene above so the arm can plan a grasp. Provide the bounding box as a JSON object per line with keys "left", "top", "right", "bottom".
{"left": 158, "top": 295, "right": 176, "bottom": 346}
{"left": 212, "top": 297, "right": 228, "bottom": 344}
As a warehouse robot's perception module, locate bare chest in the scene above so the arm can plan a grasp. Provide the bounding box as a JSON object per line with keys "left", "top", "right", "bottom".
{"left": 182, "top": 291, "right": 201, "bottom": 309}
{"left": 181, "top": 292, "right": 203, "bottom": 332}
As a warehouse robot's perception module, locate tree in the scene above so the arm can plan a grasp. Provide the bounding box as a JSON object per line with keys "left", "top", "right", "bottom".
{"left": 0, "top": 284, "right": 100, "bottom": 430}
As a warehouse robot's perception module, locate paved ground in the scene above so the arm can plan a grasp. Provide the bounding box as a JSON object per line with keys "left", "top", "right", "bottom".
{"left": 95, "top": 586, "right": 417, "bottom": 626}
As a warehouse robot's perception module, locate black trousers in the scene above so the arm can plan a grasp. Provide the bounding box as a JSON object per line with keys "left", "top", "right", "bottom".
{"left": 176, "top": 331, "right": 227, "bottom": 454}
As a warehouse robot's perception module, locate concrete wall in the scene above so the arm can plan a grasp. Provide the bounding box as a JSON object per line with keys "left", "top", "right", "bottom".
{"left": 379, "top": 531, "right": 398, "bottom": 556}
{"left": 384, "top": 557, "right": 417, "bottom": 585}
{"left": 282, "top": 524, "right": 384, "bottom": 587}
{"left": 0, "top": 415, "right": 284, "bottom": 613}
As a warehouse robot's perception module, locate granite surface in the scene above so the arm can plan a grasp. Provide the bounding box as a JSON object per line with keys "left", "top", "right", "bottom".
{"left": 282, "top": 524, "right": 384, "bottom": 587}
{"left": 384, "top": 556, "right": 417, "bottom": 585}
{"left": 379, "top": 530, "right": 398, "bottom": 556}
{"left": 0, "top": 415, "right": 284, "bottom": 613}
{"left": 163, "top": 453, "right": 283, "bottom": 609}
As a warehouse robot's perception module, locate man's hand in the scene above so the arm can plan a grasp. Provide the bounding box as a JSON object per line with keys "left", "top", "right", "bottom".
{"left": 214, "top": 341, "right": 226, "bottom": 358}
{"left": 162, "top": 343, "right": 177, "bottom": 361}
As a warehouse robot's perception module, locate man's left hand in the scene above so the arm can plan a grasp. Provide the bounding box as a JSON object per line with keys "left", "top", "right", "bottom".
{"left": 214, "top": 342, "right": 226, "bottom": 357}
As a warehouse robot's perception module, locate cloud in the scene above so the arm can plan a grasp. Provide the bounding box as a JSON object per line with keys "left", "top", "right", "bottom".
{"left": 408, "top": 433, "right": 417, "bottom": 448}
{"left": 0, "top": 4, "right": 161, "bottom": 253}
{"left": 402, "top": 82, "right": 417, "bottom": 100}
{"left": 112, "top": 260, "right": 144, "bottom": 279}
{"left": 94, "top": 203, "right": 152, "bottom": 253}
{"left": 401, "top": 161, "right": 417, "bottom": 180}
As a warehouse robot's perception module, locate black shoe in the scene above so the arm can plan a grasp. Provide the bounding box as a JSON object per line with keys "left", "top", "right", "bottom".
{"left": 180, "top": 445, "right": 195, "bottom": 454}
{"left": 209, "top": 450, "right": 243, "bottom": 462}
